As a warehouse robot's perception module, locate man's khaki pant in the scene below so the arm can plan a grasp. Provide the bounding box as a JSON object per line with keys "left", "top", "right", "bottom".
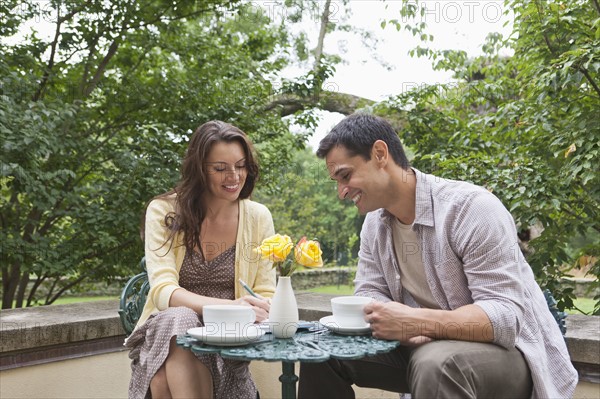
{"left": 298, "top": 340, "right": 532, "bottom": 399}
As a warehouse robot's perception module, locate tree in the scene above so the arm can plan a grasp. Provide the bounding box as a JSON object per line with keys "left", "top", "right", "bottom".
{"left": 0, "top": 0, "right": 301, "bottom": 308}
{"left": 4, "top": 0, "right": 596, "bottom": 314}
{"left": 375, "top": 0, "right": 599, "bottom": 313}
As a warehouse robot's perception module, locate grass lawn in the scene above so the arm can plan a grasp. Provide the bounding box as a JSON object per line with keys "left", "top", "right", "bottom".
{"left": 566, "top": 297, "right": 597, "bottom": 315}
{"left": 306, "top": 284, "right": 355, "bottom": 295}
{"left": 51, "top": 296, "right": 118, "bottom": 305}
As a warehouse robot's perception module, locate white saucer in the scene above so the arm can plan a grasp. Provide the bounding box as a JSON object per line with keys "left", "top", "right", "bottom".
{"left": 187, "top": 325, "right": 265, "bottom": 346}
{"left": 319, "top": 315, "right": 371, "bottom": 336}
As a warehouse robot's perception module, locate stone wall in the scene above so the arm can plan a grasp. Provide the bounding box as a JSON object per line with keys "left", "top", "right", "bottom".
{"left": 561, "top": 278, "right": 600, "bottom": 298}
{"left": 290, "top": 267, "right": 356, "bottom": 290}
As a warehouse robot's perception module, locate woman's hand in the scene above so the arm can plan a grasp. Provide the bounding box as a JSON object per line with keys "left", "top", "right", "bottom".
{"left": 234, "top": 295, "right": 271, "bottom": 322}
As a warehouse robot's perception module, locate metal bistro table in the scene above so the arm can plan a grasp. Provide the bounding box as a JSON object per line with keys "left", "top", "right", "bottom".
{"left": 176, "top": 324, "right": 399, "bottom": 399}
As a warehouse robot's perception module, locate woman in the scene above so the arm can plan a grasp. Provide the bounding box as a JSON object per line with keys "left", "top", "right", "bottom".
{"left": 126, "top": 121, "right": 275, "bottom": 399}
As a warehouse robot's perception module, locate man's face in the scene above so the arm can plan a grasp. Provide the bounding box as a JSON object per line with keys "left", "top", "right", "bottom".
{"left": 326, "top": 145, "right": 382, "bottom": 215}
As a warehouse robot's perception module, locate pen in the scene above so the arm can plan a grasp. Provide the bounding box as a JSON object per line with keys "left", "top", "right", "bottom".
{"left": 238, "top": 278, "right": 258, "bottom": 298}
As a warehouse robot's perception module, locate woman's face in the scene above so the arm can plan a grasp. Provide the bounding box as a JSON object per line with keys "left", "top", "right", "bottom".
{"left": 204, "top": 140, "right": 248, "bottom": 202}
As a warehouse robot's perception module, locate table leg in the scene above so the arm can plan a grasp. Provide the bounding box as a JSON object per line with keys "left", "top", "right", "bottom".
{"left": 279, "top": 361, "right": 298, "bottom": 399}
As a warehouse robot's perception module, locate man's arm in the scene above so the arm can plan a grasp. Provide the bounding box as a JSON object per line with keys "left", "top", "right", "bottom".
{"left": 366, "top": 191, "right": 525, "bottom": 348}
{"left": 365, "top": 302, "right": 493, "bottom": 345}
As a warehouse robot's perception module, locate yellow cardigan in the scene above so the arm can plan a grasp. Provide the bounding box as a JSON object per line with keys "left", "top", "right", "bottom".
{"left": 135, "top": 195, "right": 276, "bottom": 329}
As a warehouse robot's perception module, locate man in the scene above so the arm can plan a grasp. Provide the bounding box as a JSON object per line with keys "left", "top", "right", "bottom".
{"left": 298, "top": 113, "right": 577, "bottom": 398}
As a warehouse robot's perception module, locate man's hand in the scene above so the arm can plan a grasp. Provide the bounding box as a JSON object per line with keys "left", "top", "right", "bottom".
{"left": 364, "top": 301, "right": 494, "bottom": 345}
{"left": 364, "top": 301, "right": 433, "bottom": 346}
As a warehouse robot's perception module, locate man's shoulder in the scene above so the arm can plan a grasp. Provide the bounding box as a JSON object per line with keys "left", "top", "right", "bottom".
{"left": 421, "top": 172, "right": 490, "bottom": 201}
{"left": 422, "top": 174, "right": 510, "bottom": 224}
{"left": 414, "top": 170, "right": 507, "bottom": 222}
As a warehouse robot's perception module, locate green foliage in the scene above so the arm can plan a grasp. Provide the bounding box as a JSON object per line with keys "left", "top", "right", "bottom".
{"left": 0, "top": 0, "right": 303, "bottom": 308}
{"left": 378, "top": 0, "right": 599, "bottom": 313}
{"left": 254, "top": 148, "right": 362, "bottom": 265}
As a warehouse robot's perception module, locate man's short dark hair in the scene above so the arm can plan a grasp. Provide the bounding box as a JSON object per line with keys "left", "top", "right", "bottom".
{"left": 316, "top": 113, "right": 410, "bottom": 169}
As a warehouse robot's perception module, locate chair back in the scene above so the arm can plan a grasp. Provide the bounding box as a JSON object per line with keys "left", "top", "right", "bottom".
{"left": 118, "top": 257, "right": 150, "bottom": 335}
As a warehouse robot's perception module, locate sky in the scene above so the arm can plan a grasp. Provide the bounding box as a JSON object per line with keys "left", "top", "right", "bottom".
{"left": 278, "top": 0, "right": 514, "bottom": 149}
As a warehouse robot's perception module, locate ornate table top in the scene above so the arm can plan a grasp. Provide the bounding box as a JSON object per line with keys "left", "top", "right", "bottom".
{"left": 176, "top": 325, "right": 400, "bottom": 364}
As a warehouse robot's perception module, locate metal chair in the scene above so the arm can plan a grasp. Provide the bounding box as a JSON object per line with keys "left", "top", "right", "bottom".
{"left": 118, "top": 257, "right": 150, "bottom": 336}
{"left": 544, "top": 289, "right": 567, "bottom": 335}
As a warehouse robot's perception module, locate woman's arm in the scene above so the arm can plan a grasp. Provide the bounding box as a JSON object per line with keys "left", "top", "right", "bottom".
{"left": 146, "top": 199, "right": 268, "bottom": 321}
{"left": 144, "top": 198, "right": 182, "bottom": 311}
{"left": 249, "top": 203, "right": 276, "bottom": 298}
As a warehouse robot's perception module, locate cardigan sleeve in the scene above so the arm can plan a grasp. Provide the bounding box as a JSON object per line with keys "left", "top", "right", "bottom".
{"left": 144, "top": 198, "right": 182, "bottom": 311}
{"left": 250, "top": 202, "right": 276, "bottom": 298}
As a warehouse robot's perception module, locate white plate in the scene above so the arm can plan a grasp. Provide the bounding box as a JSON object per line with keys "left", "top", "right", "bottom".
{"left": 187, "top": 325, "right": 266, "bottom": 346}
{"left": 319, "top": 315, "right": 371, "bottom": 336}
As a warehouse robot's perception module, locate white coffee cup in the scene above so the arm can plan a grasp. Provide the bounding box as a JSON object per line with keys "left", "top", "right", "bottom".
{"left": 203, "top": 305, "right": 255, "bottom": 334}
{"left": 331, "top": 296, "right": 372, "bottom": 328}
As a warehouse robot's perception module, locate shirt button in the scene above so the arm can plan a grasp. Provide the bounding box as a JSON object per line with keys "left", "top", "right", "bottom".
{"left": 396, "top": 274, "right": 400, "bottom": 280}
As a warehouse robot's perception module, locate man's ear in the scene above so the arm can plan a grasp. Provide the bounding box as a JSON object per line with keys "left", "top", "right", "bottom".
{"left": 372, "top": 140, "right": 389, "bottom": 164}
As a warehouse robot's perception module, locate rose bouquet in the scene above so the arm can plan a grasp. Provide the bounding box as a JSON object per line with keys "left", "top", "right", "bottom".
{"left": 255, "top": 234, "right": 323, "bottom": 276}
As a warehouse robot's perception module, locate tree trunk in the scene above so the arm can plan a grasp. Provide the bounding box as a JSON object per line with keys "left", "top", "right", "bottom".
{"left": 2, "top": 263, "right": 21, "bottom": 309}
{"left": 14, "top": 271, "right": 30, "bottom": 308}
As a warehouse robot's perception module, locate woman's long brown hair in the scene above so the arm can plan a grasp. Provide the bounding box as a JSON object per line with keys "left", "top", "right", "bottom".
{"left": 143, "top": 120, "right": 259, "bottom": 256}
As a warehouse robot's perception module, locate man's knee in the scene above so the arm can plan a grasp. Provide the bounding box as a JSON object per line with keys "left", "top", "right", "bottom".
{"left": 408, "top": 343, "right": 450, "bottom": 382}
{"left": 408, "top": 341, "right": 532, "bottom": 399}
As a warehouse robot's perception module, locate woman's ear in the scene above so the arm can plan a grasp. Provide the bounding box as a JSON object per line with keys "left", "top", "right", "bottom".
{"left": 372, "top": 140, "right": 388, "bottom": 165}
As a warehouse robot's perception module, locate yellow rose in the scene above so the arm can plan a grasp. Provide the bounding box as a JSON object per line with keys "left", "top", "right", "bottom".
{"left": 294, "top": 236, "right": 323, "bottom": 268}
{"left": 255, "top": 234, "right": 293, "bottom": 262}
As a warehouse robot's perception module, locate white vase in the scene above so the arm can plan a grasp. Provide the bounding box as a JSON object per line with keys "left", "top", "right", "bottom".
{"left": 269, "top": 276, "right": 299, "bottom": 338}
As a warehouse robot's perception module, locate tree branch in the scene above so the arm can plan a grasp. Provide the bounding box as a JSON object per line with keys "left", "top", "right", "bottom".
{"left": 264, "top": 91, "right": 374, "bottom": 116}
{"left": 25, "top": 274, "right": 47, "bottom": 307}
{"left": 32, "top": 6, "right": 85, "bottom": 101}
{"left": 313, "top": 0, "right": 331, "bottom": 73}
{"left": 46, "top": 275, "right": 87, "bottom": 304}
{"left": 533, "top": 0, "right": 556, "bottom": 56}
{"left": 579, "top": 67, "right": 600, "bottom": 98}
{"left": 32, "top": 16, "right": 62, "bottom": 101}
{"left": 264, "top": 91, "right": 408, "bottom": 132}
{"left": 82, "top": 38, "right": 121, "bottom": 97}
{"left": 80, "top": 35, "right": 98, "bottom": 95}
{"left": 81, "top": 0, "right": 194, "bottom": 98}
{"left": 45, "top": 239, "right": 136, "bottom": 304}
{"left": 593, "top": 0, "right": 600, "bottom": 16}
